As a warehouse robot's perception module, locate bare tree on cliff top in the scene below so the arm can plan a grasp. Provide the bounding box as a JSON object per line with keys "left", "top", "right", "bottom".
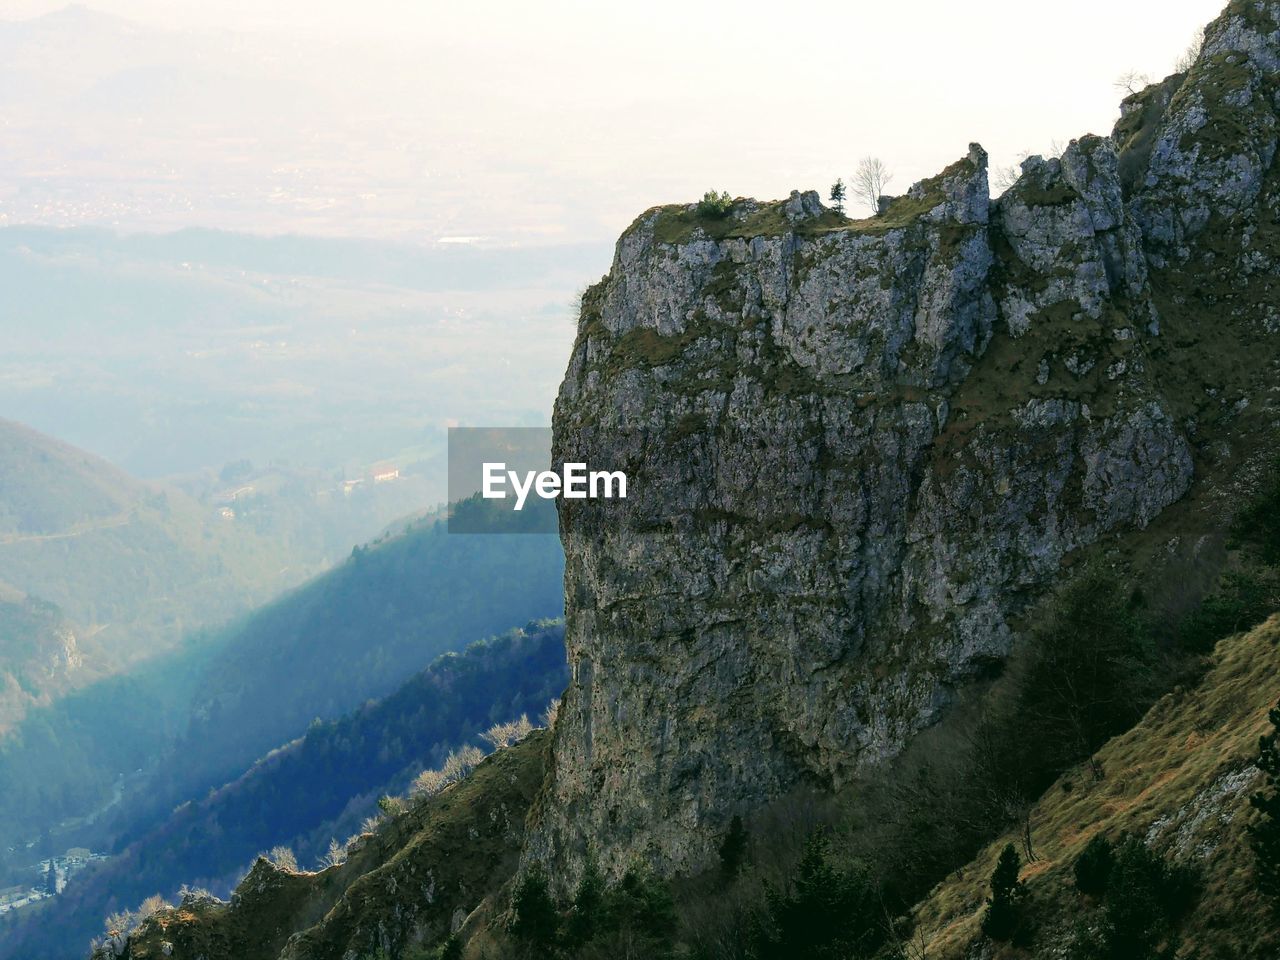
{"left": 1115, "top": 69, "right": 1150, "bottom": 95}
{"left": 854, "top": 157, "right": 893, "bottom": 216}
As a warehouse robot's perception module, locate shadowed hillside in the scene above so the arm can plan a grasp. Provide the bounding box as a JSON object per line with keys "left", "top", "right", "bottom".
{"left": 0, "top": 623, "right": 567, "bottom": 960}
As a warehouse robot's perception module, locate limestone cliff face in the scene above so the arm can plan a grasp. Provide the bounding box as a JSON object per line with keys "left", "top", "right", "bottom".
{"left": 527, "top": 0, "right": 1280, "bottom": 882}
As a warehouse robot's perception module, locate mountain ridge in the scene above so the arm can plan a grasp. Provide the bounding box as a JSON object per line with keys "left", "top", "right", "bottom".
{"left": 80, "top": 1, "right": 1280, "bottom": 957}
{"left": 2, "top": 623, "right": 567, "bottom": 960}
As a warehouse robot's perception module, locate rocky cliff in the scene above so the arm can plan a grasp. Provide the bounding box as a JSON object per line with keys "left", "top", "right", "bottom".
{"left": 527, "top": 0, "right": 1280, "bottom": 882}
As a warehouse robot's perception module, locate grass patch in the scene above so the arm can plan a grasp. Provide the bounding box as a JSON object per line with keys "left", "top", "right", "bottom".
{"left": 611, "top": 327, "right": 699, "bottom": 367}
{"left": 843, "top": 154, "right": 978, "bottom": 237}
{"left": 643, "top": 153, "right": 979, "bottom": 248}
{"left": 1174, "top": 51, "right": 1269, "bottom": 162}
{"left": 1013, "top": 178, "right": 1079, "bottom": 208}
{"left": 650, "top": 200, "right": 851, "bottom": 246}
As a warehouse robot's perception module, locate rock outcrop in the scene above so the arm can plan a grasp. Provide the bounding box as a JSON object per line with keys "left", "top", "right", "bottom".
{"left": 527, "top": 0, "right": 1280, "bottom": 882}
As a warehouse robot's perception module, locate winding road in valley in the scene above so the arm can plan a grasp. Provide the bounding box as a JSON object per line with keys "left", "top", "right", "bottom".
{"left": 0, "top": 513, "right": 133, "bottom": 546}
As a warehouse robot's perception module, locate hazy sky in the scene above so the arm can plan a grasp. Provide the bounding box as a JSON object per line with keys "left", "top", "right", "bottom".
{"left": 2, "top": 1, "right": 1226, "bottom": 244}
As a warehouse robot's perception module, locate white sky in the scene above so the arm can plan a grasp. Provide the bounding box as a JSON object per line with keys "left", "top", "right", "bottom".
{"left": 2, "top": 0, "right": 1227, "bottom": 244}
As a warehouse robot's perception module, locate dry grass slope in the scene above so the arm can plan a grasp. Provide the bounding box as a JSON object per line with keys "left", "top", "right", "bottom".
{"left": 914, "top": 615, "right": 1280, "bottom": 959}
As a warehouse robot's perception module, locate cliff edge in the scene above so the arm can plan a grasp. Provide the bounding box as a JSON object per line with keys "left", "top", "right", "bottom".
{"left": 527, "top": 0, "right": 1280, "bottom": 882}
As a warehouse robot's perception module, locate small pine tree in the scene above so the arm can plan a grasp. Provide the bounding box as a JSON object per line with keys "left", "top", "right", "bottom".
{"left": 377, "top": 794, "right": 406, "bottom": 818}
{"left": 45, "top": 861, "right": 58, "bottom": 896}
{"left": 719, "top": 815, "right": 749, "bottom": 883}
{"left": 1100, "top": 837, "right": 1167, "bottom": 959}
{"left": 436, "top": 934, "right": 463, "bottom": 960}
{"left": 982, "top": 843, "right": 1023, "bottom": 941}
{"left": 564, "top": 852, "right": 605, "bottom": 948}
{"left": 697, "top": 190, "right": 734, "bottom": 219}
{"left": 750, "top": 834, "right": 882, "bottom": 960}
{"left": 509, "top": 865, "right": 560, "bottom": 951}
{"left": 1250, "top": 698, "right": 1280, "bottom": 912}
{"left": 601, "top": 865, "right": 678, "bottom": 957}
{"left": 829, "top": 179, "right": 846, "bottom": 214}
{"left": 1074, "top": 834, "right": 1115, "bottom": 896}
{"left": 1097, "top": 835, "right": 1199, "bottom": 960}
